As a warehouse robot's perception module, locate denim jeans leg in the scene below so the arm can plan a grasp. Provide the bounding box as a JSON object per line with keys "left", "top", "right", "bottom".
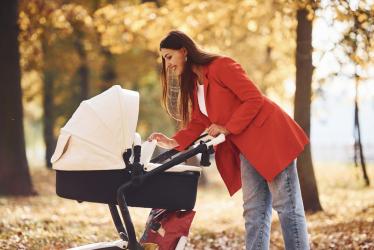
{"left": 268, "top": 162, "right": 310, "bottom": 250}
{"left": 240, "top": 154, "right": 272, "bottom": 250}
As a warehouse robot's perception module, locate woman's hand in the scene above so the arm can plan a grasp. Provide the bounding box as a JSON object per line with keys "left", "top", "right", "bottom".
{"left": 206, "top": 124, "right": 230, "bottom": 137}
{"left": 147, "top": 132, "right": 179, "bottom": 149}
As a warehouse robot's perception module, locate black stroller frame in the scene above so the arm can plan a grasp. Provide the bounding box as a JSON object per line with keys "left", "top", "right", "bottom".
{"left": 96, "top": 134, "right": 216, "bottom": 250}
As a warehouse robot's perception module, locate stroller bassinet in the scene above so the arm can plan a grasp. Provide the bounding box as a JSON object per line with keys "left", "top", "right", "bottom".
{"left": 55, "top": 168, "right": 200, "bottom": 210}
{"left": 51, "top": 85, "right": 225, "bottom": 250}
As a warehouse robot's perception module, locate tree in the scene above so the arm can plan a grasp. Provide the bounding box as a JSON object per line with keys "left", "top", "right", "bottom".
{"left": 313, "top": 0, "right": 373, "bottom": 186}
{"left": 41, "top": 34, "right": 57, "bottom": 168}
{"left": 0, "top": 0, "right": 35, "bottom": 195}
{"left": 294, "top": 4, "right": 322, "bottom": 212}
{"left": 351, "top": 12, "right": 370, "bottom": 186}
{"left": 332, "top": 0, "right": 373, "bottom": 186}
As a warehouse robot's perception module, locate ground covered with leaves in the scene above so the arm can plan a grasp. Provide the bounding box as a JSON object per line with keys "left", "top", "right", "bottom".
{"left": 1, "top": 164, "right": 373, "bottom": 249}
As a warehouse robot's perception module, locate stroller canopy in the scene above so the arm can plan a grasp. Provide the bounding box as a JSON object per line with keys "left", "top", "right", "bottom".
{"left": 51, "top": 85, "right": 139, "bottom": 171}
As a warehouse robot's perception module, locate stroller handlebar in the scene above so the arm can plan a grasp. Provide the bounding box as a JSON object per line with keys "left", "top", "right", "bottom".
{"left": 194, "top": 134, "right": 226, "bottom": 148}
{"left": 202, "top": 133, "right": 226, "bottom": 147}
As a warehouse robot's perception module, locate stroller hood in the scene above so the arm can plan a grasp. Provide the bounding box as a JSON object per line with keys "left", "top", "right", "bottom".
{"left": 51, "top": 85, "right": 139, "bottom": 171}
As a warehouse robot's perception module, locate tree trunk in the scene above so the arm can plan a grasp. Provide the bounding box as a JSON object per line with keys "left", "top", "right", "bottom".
{"left": 354, "top": 97, "right": 370, "bottom": 186}
{"left": 294, "top": 8, "right": 322, "bottom": 212}
{"left": 352, "top": 14, "right": 370, "bottom": 186}
{"left": 100, "top": 48, "right": 117, "bottom": 91}
{"left": 73, "top": 30, "right": 89, "bottom": 100}
{"left": 0, "top": 0, "right": 35, "bottom": 195}
{"left": 41, "top": 37, "right": 56, "bottom": 168}
{"left": 353, "top": 71, "right": 370, "bottom": 186}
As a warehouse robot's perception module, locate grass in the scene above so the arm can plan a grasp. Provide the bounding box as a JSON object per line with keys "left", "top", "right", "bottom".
{"left": 0, "top": 163, "right": 374, "bottom": 249}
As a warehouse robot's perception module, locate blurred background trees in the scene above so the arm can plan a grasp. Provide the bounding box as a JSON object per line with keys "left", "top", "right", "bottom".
{"left": 329, "top": 0, "right": 374, "bottom": 186}
{"left": 0, "top": 0, "right": 373, "bottom": 212}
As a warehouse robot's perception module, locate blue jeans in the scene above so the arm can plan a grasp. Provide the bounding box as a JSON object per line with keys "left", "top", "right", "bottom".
{"left": 240, "top": 154, "right": 310, "bottom": 250}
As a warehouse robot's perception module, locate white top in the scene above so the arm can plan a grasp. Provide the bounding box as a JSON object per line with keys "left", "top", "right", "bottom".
{"left": 197, "top": 83, "right": 208, "bottom": 116}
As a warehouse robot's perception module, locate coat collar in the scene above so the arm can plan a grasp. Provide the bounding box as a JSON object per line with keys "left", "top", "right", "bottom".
{"left": 193, "top": 60, "right": 213, "bottom": 86}
{"left": 201, "top": 64, "right": 210, "bottom": 85}
{"left": 194, "top": 63, "right": 210, "bottom": 88}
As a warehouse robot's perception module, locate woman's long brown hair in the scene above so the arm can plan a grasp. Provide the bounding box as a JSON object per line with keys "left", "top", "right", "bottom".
{"left": 160, "top": 30, "right": 219, "bottom": 128}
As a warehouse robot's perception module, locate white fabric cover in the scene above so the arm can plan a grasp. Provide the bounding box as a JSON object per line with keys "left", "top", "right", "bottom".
{"left": 51, "top": 85, "right": 139, "bottom": 171}
{"left": 140, "top": 140, "right": 158, "bottom": 166}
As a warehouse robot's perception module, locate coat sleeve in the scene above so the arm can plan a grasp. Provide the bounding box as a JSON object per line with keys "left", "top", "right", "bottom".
{"left": 172, "top": 95, "right": 210, "bottom": 151}
{"left": 213, "top": 57, "right": 264, "bottom": 135}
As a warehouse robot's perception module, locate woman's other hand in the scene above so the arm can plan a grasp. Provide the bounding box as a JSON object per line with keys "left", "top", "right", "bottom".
{"left": 206, "top": 124, "right": 230, "bottom": 137}
{"left": 147, "top": 132, "right": 179, "bottom": 149}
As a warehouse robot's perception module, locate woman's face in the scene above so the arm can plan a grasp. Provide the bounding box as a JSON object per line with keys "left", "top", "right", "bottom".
{"left": 160, "top": 48, "right": 186, "bottom": 76}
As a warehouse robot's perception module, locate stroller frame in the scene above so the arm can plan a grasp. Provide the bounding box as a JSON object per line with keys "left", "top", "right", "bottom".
{"left": 69, "top": 133, "right": 223, "bottom": 250}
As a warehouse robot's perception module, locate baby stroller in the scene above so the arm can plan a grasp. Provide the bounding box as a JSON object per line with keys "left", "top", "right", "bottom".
{"left": 51, "top": 85, "right": 225, "bottom": 250}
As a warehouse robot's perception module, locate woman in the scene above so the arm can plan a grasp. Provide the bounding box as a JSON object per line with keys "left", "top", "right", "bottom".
{"left": 148, "top": 30, "right": 310, "bottom": 250}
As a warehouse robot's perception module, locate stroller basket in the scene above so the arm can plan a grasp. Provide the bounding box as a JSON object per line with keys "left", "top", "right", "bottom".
{"left": 56, "top": 169, "right": 200, "bottom": 210}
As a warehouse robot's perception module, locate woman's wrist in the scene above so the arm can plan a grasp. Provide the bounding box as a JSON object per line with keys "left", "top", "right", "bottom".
{"left": 169, "top": 138, "right": 179, "bottom": 148}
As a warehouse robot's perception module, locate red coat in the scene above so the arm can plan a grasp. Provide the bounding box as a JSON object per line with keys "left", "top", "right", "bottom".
{"left": 172, "top": 57, "right": 309, "bottom": 196}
